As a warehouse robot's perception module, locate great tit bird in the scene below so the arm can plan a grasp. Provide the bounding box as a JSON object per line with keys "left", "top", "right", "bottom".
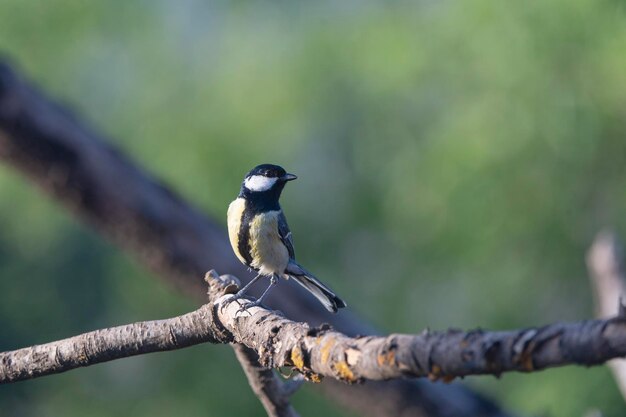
{"left": 227, "top": 164, "right": 347, "bottom": 313}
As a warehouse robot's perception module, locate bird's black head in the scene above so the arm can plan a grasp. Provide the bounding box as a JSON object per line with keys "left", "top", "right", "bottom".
{"left": 239, "top": 164, "right": 297, "bottom": 208}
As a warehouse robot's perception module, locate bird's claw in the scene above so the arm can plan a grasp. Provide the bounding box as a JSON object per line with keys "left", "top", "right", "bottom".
{"left": 234, "top": 298, "right": 263, "bottom": 316}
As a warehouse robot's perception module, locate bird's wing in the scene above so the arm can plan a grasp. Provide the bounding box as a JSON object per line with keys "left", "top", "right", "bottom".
{"left": 277, "top": 211, "right": 296, "bottom": 260}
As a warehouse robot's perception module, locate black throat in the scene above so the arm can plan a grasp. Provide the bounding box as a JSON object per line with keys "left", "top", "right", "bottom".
{"left": 238, "top": 183, "right": 284, "bottom": 213}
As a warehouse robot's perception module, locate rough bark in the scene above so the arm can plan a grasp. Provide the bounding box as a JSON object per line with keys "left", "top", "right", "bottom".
{"left": 3, "top": 272, "right": 626, "bottom": 388}
{"left": 0, "top": 59, "right": 509, "bottom": 417}
{"left": 218, "top": 295, "right": 626, "bottom": 383}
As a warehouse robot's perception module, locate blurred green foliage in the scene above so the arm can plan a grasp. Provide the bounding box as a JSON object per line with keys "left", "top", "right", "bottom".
{"left": 1, "top": 0, "right": 625, "bottom": 415}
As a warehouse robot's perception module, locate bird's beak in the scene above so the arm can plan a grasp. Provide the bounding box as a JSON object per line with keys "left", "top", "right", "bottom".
{"left": 283, "top": 173, "right": 298, "bottom": 182}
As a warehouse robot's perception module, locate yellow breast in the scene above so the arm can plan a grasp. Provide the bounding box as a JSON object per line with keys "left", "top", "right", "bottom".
{"left": 227, "top": 198, "right": 248, "bottom": 265}
{"left": 249, "top": 211, "right": 289, "bottom": 276}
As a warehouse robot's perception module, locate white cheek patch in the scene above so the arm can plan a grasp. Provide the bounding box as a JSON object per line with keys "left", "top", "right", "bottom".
{"left": 244, "top": 175, "right": 278, "bottom": 192}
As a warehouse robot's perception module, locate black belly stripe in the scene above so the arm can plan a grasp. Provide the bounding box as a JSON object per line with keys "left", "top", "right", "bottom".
{"left": 237, "top": 208, "right": 255, "bottom": 268}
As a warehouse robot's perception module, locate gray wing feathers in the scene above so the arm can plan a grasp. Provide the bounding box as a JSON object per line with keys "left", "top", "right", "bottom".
{"left": 287, "top": 260, "right": 347, "bottom": 313}
{"left": 277, "top": 211, "right": 295, "bottom": 259}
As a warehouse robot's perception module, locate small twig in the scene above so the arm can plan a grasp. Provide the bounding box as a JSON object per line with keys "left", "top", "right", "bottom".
{"left": 587, "top": 231, "right": 626, "bottom": 402}
{"left": 234, "top": 345, "right": 301, "bottom": 417}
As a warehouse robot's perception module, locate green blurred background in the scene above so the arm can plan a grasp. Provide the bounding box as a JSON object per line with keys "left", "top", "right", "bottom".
{"left": 1, "top": 0, "right": 625, "bottom": 416}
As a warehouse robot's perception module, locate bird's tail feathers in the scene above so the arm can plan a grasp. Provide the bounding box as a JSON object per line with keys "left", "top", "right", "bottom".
{"left": 286, "top": 262, "right": 347, "bottom": 313}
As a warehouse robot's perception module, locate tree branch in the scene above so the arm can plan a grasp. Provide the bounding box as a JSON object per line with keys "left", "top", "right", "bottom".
{"left": 0, "top": 59, "right": 509, "bottom": 417}
{"left": 587, "top": 231, "right": 626, "bottom": 402}
{"left": 0, "top": 305, "right": 217, "bottom": 383}
{"left": 0, "top": 270, "right": 230, "bottom": 384}
{"left": 217, "top": 295, "right": 626, "bottom": 383}
{"left": 3, "top": 271, "right": 626, "bottom": 388}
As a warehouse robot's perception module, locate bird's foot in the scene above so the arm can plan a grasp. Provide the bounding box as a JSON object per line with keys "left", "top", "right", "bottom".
{"left": 229, "top": 274, "right": 277, "bottom": 315}
{"left": 234, "top": 298, "right": 263, "bottom": 316}
{"left": 229, "top": 289, "right": 249, "bottom": 302}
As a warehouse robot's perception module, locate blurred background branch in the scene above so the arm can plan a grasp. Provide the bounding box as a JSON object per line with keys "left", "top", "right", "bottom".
{"left": 233, "top": 345, "right": 303, "bottom": 417}
{"left": 587, "top": 231, "right": 626, "bottom": 402}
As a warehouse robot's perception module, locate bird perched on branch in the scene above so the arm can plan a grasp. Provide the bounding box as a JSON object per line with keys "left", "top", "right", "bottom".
{"left": 227, "top": 164, "right": 347, "bottom": 312}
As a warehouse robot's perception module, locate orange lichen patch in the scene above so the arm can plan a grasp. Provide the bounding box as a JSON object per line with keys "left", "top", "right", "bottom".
{"left": 522, "top": 354, "right": 534, "bottom": 371}
{"left": 320, "top": 337, "right": 335, "bottom": 365}
{"left": 333, "top": 361, "right": 357, "bottom": 383}
{"left": 427, "top": 364, "right": 442, "bottom": 381}
{"left": 441, "top": 374, "right": 456, "bottom": 383}
{"left": 427, "top": 364, "right": 455, "bottom": 382}
{"left": 291, "top": 345, "right": 305, "bottom": 370}
{"left": 307, "top": 373, "right": 322, "bottom": 383}
{"left": 377, "top": 349, "right": 395, "bottom": 367}
{"left": 290, "top": 344, "right": 323, "bottom": 381}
